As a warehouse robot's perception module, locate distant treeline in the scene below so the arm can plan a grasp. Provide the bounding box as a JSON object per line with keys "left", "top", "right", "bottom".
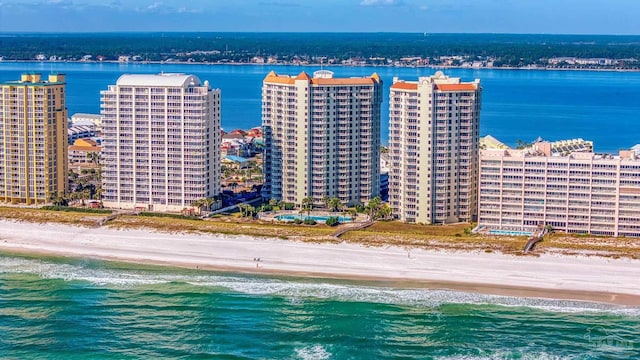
{"left": 1, "top": 32, "right": 640, "bottom": 66}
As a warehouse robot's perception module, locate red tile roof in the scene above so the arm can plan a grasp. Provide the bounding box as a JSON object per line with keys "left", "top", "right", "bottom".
{"left": 390, "top": 82, "right": 418, "bottom": 90}
{"left": 264, "top": 71, "right": 379, "bottom": 86}
{"left": 436, "top": 83, "right": 477, "bottom": 91}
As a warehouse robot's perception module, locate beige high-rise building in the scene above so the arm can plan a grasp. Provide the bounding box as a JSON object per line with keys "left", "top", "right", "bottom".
{"left": 101, "top": 73, "right": 221, "bottom": 212}
{"left": 0, "top": 73, "right": 68, "bottom": 204}
{"left": 262, "top": 70, "right": 381, "bottom": 206}
{"left": 478, "top": 142, "right": 640, "bottom": 237}
{"left": 389, "top": 72, "right": 481, "bottom": 224}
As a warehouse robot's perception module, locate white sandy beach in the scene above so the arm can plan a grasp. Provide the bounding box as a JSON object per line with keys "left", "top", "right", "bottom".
{"left": 0, "top": 219, "right": 639, "bottom": 305}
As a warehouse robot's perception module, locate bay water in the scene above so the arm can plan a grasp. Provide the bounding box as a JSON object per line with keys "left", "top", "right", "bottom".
{"left": 0, "top": 62, "right": 639, "bottom": 153}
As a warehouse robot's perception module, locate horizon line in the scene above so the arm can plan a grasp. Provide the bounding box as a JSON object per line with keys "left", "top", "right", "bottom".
{"left": 1, "top": 31, "right": 640, "bottom": 37}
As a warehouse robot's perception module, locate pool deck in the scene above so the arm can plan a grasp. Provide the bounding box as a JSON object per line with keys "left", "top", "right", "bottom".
{"left": 259, "top": 210, "right": 369, "bottom": 224}
{"left": 473, "top": 225, "right": 537, "bottom": 237}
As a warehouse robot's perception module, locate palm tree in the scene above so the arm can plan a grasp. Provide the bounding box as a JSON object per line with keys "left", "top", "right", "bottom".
{"left": 238, "top": 203, "right": 255, "bottom": 218}
{"left": 349, "top": 208, "right": 358, "bottom": 222}
{"left": 190, "top": 199, "right": 204, "bottom": 215}
{"left": 68, "top": 191, "right": 79, "bottom": 204}
{"left": 52, "top": 196, "right": 69, "bottom": 207}
{"left": 379, "top": 204, "right": 392, "bottom": 220}
{"left": 229, "top": 182, "right": 239, "bottom": 192}
{"left": 238, "top": 203, "right": 245, "bottom": 217}
{"left": 328, "top": 197, "right": 342, "bottom": 212}
{"left": 203, "top": 197, "right": 215, "bottom": 213}
{"left": 321, "top": 195, "right": 330, "bottom": 209}
{"left": 366, "top": 197, "right": 383, "bottom": 220}
{"left": 302, "top": 196, "right": 314, "bottom": 217}
{"left": 81, "top": 189, "right": 91, "bottom": 207}
{"left": 94, "top": 188, "right": 103, "bottom": 200}
{"left": 245, "top": 204, "right": 256, "bottom": 218}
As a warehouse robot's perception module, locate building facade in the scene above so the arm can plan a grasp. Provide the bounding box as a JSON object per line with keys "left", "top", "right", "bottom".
{"left": 388, "top": 72, "right": 481, "bottom": 224}
{"left": 262, "top": 70, "right": 381, "bottom": 206}
{"left": 101, "top": 73, "right": 221, "bottom": 212}
{"left": 0, "top": 73, "right": 68, "bottom": 204}
{"left": 478, "top": 143, "right": 640, "bottom": 237}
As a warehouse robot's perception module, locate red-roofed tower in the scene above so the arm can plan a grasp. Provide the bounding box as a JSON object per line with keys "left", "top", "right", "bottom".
{"left": 389, "top": 71, "right": 482, "bottom": 224}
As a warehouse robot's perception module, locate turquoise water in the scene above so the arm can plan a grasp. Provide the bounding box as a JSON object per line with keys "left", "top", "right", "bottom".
{"left": 1, "top": 254, "right": 639, "bottom": 359}
{"left": 0, "top": 62, "right": 639, "bottom": 152}
{"left": 488, "top": 229, "right": 533, "bottom": 236}
{"left": 275, "top": 214, "right": 353, "bottom": 223}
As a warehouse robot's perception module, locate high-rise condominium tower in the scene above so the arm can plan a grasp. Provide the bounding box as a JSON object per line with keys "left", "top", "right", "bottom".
{"left": 262, "top": 70, "right": 381, "bottom": 206}
{"left": 389, "top": 71, "right": 481, "bottom": 224}
{"left": 0, "top": 73, "right": 68, "bottom": 204}
{"left": 101, "top": 73, "right": 221, "bottom": 212}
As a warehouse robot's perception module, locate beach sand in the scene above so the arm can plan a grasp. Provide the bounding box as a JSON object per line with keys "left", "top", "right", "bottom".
{"left": 0, "top": 219, "right": 639, "bottom": 306}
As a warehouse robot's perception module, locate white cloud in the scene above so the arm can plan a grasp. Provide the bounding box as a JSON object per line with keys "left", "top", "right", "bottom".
{"left": 177, "top": 7, "right": 204, "bottom": 14}
{"left": 147, "top": 1, "right": 161, "bottom": 10}
{"left": 360, "top": 0, "right": 399, "bottom": 6}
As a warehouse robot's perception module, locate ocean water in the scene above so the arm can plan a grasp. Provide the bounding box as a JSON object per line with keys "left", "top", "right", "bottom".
{"left": 1, "top": 254, "right": 639, "bottom": 359}
{"left": 0, "top": 62, "right": 639, "bottom": 153}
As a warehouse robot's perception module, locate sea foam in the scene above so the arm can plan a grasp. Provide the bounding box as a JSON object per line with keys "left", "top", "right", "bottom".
{"left": 2, "top": 255, "right": 639, "bottom": 317}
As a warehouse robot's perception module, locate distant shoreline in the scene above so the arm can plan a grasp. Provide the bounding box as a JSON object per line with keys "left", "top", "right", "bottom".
{"left": 1, "top": 60, "right": 639, "bottom": 73}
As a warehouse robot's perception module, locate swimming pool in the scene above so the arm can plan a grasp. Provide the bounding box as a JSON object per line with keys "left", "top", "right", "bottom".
{"left": 488, "top": 229, "right": 533, "bottom": 236}
{"left": 275, "top": 214, "right": 353, "bottom": 223}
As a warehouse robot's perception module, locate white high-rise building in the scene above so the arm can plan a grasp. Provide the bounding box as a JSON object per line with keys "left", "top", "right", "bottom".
{"left": 262, "top": 70, "right": 382, "bottom": 206}
{"left": 389, "top": 72, "right": 481, "bottom": 224}
{"left": 101, "top": 73, "right": 221, "bottom": 212}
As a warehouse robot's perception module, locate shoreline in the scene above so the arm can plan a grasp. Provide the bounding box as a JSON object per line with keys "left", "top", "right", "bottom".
{"left": 3, "top": 247, "right": 639, "bottom": 307}
{"left": 1, "top": 219, "right": 639, "bottom": 306}
{"left": 1, "top": 60, "right": 639, "bottom": 73}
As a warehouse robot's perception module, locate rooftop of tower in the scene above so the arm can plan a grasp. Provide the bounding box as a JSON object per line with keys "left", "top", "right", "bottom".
{"left": 390, "top": 71, "right": 480, "bottom": 91}
{"left": 264, "top": 70, "right": 381, "bottom": 85}
{"left": 1, "top": 73, "right": 66, "bottom": 86}
{"left": 116, "top": 73, "right": 206, "bottom": 88}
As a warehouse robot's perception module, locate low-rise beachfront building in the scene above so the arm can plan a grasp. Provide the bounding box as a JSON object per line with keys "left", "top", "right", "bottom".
{"left": 0, "top": 73, "right": 68, "bottom": 204}
{"left": 262, "top": 70, "right": 382, "bottom": 207}
{"left": 388, "top": 72, "right": 481, "bottom": 224}
{"left": 101, "top": 73, "right": 221, "bottom": 212}
{"left": 71, "top": 113, "right": 102, "bottom": 131}
{"left": 478, "top": 141, "right": 640, "bottom": 237}
{"left": 68, "top": 138, "right": 101, "bottom": 165}
{"left": 67, "top": 125, "right": 95, "bottom": 144}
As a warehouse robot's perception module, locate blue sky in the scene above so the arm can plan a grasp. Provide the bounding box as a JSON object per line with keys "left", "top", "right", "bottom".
{"left": 0, "top": 0, "right": 639, "bottom": 34}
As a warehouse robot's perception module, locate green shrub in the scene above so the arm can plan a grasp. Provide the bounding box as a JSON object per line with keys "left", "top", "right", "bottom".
{"left": 40, "top": 206, "right": 112, "bottom": 214}
{"left": 293, "top": 218, "right": 303, "bottom": 224}
{"left": 283, "top": 202, "right": 295, "bottom": 210}
{"left": 325, "top": 216, "right": 340, "bottom": 227}
{"left": 138, "top": 212, "right": 202, "bottom": 221}
{"left": 303, "top": 218, "right": 317, "bottom": 225}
